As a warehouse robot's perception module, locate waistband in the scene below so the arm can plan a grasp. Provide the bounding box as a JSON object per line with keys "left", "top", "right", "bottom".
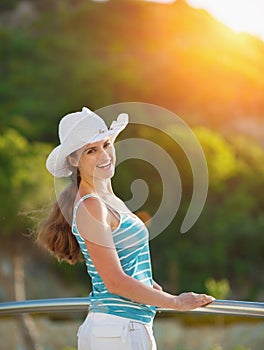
{"left": 88, "top": 312, "right": 153, "bottom": 328}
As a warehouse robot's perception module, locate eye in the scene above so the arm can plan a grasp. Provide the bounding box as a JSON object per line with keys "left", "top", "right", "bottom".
{"left": 104, "top": 141, "right": 112, "bottom": 148}
{"left": 85, "top": 148, "right": 96, "bottom": 154}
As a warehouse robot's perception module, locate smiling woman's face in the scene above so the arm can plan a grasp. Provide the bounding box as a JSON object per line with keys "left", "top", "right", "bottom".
{"left": 70, "top": 137, "right": 116, "bottom": 181}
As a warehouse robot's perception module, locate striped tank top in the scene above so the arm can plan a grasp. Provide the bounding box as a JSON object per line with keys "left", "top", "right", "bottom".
{"left": 72, "top": 194, "right": 156, "bottom": 324}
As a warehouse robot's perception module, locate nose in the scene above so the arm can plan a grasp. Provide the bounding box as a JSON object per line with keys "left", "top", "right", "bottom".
{"left": 99, "top": 148, "right": 111, "bottom": 162}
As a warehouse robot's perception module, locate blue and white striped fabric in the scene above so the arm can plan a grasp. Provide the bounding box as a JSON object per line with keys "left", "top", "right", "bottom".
{"left": 72, "top": 194, "right": 156, "bottom": 324}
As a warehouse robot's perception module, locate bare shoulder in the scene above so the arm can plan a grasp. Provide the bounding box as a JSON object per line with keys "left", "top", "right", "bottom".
{"left": 76, "top": 195, "right": 108, "bottom": 224}
{"left": 75, "top": 195, "right": 113, "bottom": 246}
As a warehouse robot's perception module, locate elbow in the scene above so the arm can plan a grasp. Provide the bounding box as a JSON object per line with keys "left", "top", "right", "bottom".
{"left": 105, "top": 273, "right": 128, "bottom": 295}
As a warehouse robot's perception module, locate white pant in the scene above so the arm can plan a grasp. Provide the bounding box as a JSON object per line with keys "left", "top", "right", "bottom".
{"left": 77, "top": 312, "right": 157, "bottom": 350}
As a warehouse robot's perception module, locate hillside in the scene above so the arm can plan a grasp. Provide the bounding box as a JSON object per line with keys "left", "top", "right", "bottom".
{"left": 0, "top": 0, "right": 263, "bottom": 143}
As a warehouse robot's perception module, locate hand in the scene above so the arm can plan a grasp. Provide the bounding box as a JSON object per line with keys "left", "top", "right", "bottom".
{"left": 173, "top": 292, "right": 215, "bottom": 311}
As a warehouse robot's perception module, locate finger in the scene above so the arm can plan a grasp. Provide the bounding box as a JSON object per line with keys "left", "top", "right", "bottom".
{"left": 201, "top": 296, "right": 215, "bottom": 306}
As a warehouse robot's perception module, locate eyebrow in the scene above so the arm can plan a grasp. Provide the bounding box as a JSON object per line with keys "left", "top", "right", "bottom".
{"left": 83, "top": 139, "right": 111, "bottom": 152}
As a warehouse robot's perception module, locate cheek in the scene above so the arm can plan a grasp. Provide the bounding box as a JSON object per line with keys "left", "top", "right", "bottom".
{"left": 78, "top": 156, "right": 97, "bottom": 172}
{"left": 109, "top": 146, "right": 116, "bottom": 160}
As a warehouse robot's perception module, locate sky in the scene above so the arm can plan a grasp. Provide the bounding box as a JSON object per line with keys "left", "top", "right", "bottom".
{"left": 146, "top": 0, "right": 264, "bottom": 42}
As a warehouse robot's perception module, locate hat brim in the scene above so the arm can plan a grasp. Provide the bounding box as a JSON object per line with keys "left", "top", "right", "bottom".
{"left": 46, "top": 114, "right": 128, "bottom": 177}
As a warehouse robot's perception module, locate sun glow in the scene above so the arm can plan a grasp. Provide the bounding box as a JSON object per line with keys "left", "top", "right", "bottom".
{"left": 187, "top": 0, "right": 264, "bottom": 41}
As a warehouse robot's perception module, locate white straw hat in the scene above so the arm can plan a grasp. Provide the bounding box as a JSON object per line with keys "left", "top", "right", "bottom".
{"left": 46, "top": 107, "right": 128, "bottom": 177}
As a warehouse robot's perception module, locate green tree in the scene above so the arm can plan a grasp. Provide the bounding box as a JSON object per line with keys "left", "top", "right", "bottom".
{"left": 0, "top": 128, "right": 53, "bottom": 236}
{"left": 151, "top": 128, "right": 264, "bottom": 298}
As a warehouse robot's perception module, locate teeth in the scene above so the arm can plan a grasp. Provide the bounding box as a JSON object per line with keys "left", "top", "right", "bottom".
{"left": 97, "top": 163, "right": 110, "bottom": 168}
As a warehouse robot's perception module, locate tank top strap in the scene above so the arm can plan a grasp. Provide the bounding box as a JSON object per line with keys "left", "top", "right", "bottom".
{"left": 73, "top": 193, "right": 120, "bottom": 221}
{"left": 73, "top": 193, "right": 99, "bottom": 216}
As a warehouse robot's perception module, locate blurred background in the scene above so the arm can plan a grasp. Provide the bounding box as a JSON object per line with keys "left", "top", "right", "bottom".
{"left": 0, "top": 0, "right": 264, "bottom": 349}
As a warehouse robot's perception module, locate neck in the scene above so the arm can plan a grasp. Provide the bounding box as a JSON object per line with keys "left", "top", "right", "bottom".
{"left": 94, "top": 178, "right": 113, "bottom": 196}
{"left": 79, "top": 177, "right": 113, "bottom": 197}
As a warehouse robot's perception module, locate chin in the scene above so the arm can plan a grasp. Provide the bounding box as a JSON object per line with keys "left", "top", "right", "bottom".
{"left": 95, "top": 168, "right": 115, "bottom": 180}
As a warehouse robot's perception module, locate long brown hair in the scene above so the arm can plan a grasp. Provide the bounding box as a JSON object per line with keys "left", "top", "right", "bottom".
{"left": 37, "top": 168, "right": 82, "bottom": 264}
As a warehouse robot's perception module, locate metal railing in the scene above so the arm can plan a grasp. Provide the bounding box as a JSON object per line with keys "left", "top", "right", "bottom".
{"left": 0, "top": 298, "right": 263, "bottom": 318}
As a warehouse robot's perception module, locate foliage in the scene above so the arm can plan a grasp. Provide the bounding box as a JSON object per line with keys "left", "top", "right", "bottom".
{"left": 205, "top": 278, "right": 231, "bottom": 300}
{"left": 0, "top": 0, "right": 18, "bottom": 11}
{"left": 194, "top": 127, "right": 238, "bottom": 188}
{"left": 1, "top": 0, "right": 264, "bottom": 140}
{"left": 0, "top": 0, "right": 264, "bottom": 301}
{"left": 0, "top": 128, "right": 53, "bottom": 236}
{"left": 150, "top": 129, "right": 264, "bottom": 298}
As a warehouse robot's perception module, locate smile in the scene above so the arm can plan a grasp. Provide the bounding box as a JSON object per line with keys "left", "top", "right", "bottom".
{"left": 97, "top": 162, "right": 111, "bottom": 169}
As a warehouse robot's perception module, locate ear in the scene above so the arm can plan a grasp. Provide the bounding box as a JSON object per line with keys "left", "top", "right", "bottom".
{"left": 67, "top": 154, "right": 79, "bottom": 167}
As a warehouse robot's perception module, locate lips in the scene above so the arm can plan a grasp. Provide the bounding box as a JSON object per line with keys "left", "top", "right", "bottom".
{"left": 97, "top": 162, "right": 111, "bottom": 169}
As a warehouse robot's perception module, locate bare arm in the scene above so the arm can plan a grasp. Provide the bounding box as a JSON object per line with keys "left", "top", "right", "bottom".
{"left": 84, "top": 239, "right": 213, "bottom": 310}
{"left": 153, "top": 280, "right": 163, "bottom": 291}
{"left": 76, "top": 198, "right": 214, "bottom": 311}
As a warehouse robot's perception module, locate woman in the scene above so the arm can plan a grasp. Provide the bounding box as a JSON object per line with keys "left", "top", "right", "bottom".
{"left": 38, "top": 107, "right": 214, "bottom": 350}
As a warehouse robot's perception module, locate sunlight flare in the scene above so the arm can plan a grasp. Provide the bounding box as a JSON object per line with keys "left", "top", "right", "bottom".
{"left": 187, "top": 0, "right": 264, "bottom": 41}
